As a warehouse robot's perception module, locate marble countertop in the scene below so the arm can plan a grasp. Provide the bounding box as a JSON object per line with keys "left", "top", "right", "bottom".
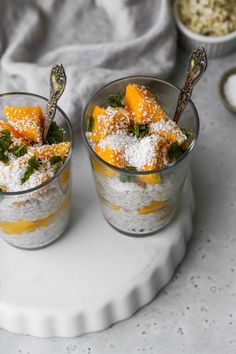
{"left": 1, "top": 48, "right": 236, "bottom": 354}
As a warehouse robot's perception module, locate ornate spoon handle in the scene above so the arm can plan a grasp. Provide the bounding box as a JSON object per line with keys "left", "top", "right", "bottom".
{"left": 43, "top": 63, "right": 67, "bottom": 142}
{"left": 173, "top": 47, "right": 207, "bottom": 123}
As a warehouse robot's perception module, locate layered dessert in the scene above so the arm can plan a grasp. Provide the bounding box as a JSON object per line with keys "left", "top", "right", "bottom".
{"left": 0, "top": 104, "right": 72, "bottom": 249}
{"left": 86, "top": 83, "right": 193, "bottom": 235}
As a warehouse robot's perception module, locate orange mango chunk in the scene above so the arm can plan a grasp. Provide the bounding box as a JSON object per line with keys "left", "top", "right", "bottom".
{"left": 124, "top": 84, "right": 168, "bottom": 124}
{"left": 0, "top": 120, "right": 25, "bottom": 140}
{"left": 138, "top": 173, "right": 161, "bottom": 185}
{"left": 4, "top": 106, "right": 45, "bottom": 143}
{"left": 138, "top": 159, "right": 162, "bottom": 183}
{"left": 92, "top": 159, "right": 117, "bottom": 177}
{"left": 89, "top": 106, "right": 130, "bottom": 142}
{"left": 59, "top": 166, "right": 71, "bottom": 184}
{"left": 0, "top": 197, "right": 69, "bottom": 235}
{"left": 138, "top": 200, "right": 168, "bottom": 215}
{"left": 30, "top": 142, "right": 71, "bottom": 162}
{"left": 111, "top": 204, "right": 121, "bottom": 211}
{"left": 149, "top": 119, "right": 187, "bottom": 145}
{"left": 95, "top": 144, "right": 126, "bottom": 168}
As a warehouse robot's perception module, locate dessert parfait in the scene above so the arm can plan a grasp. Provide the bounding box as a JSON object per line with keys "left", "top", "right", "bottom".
{"left": 82, "top": 77, "right": 199, "bottom": 236}
{"left": 0, "top": 93, "right": 72, "bottom": 249}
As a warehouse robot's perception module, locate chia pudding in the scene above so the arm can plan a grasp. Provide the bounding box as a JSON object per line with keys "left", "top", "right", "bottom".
{"left": 82, "top": 78, "right": 199, "bottom": 236}
{"left": 0, "top": 94, "right": 72, "bottom": 249}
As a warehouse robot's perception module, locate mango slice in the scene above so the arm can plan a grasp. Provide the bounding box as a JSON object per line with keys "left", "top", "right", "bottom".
{"left": 0, "top": 120, "right": 25, "bottom": 140}
{"left": 138, "top": 173, "right": 161, "bottom": 185}
{"left": 59, "top": 166, "right": 71, "bottom": 184}
{"left": 4, "top": 106, "right": 45, "bottom": 143}
{"left": 0, "top": 197, "right": 69, "bottom": 235}
{"left": 92, "top": 159, "right": 117, "bottom": 177}
{"left": 89, "top": 106, "right": 130, "bottom": 142}
{"left": 124, "top": 84, "right": 168, "bottom": 124}
{"left": 149, "top": 119, "right": 187, "bottom": 145}
{"left": 138, "top": 162, "right": 162, "bottom": 183}
{"left": 138, "top": 200, "right": 167, "bottom": 215}
{"left": 111, "top": 204, "right": 121, "bottom": 211}
{"left": 95, "top": 144, "right": 126, "bottom": 168}
{"left": 30, "top": 142, "right": 71, "bottom": 162}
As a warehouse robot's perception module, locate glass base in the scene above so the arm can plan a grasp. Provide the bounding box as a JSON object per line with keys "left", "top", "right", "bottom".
{"left": 2, "top": 219, "right": 70, "bottom": 250}
{"left": 104, "top": 210, "right": 176, "bottom": 237}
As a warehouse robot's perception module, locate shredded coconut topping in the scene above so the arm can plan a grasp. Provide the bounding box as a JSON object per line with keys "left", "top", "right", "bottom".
{"left": 124, "top": 135, "right": 169, "bottom": 170}
{"left": 131, "top": 84, "right": 166, "bottom": 123}
{"left": 96, "top": 107, "right": 130, "bottom": 136}
{"left": 4, "top": 106, "right": 44, "bottom": 144}
{"left": 98, "top": 132, "right": 136, "bottom": 152}
{"left": 149, "top": 119, "right": 187, "bottom": 144}
{"left": 98, "top": 132, "right": 169, "bottom": 170}
{"left": 0, "top": 152, "right": 55, "bottom": 192}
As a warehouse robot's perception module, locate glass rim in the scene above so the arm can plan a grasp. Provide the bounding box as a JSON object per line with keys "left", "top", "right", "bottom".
{"left": 81, "top": 75, "right": 200, "bottom": 176}
{"left": 0, "top": 91, "right": 74, "bottom": 196}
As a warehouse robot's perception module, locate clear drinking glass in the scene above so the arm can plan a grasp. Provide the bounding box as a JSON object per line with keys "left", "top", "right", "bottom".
{"left": 0, "top": 93, "right": 73, "bottom": 249}
{"left": 82, "top": 77, "right": 199, "bottom": 236}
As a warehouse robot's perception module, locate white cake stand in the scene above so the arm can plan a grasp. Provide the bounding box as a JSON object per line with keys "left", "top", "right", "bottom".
{"left": 0, "top": 140, "right": 195, "bottom": 337}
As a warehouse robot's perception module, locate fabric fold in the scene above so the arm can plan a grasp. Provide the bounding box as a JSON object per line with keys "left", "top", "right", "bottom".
{"left": 0, "top": 0, "right": 176, "bottom": 129}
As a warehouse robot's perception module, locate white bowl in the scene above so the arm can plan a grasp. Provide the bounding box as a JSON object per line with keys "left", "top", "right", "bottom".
{"left": 173, "top": 0, "right": 236, "bottom": 57}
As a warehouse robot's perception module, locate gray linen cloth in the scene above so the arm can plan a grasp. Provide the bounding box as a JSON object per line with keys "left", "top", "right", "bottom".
{"left": 0, "top": 0, "right": 176, "bottom": 129}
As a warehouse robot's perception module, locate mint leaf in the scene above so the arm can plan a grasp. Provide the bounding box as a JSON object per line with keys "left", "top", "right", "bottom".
{"left": 0, "top": 152, "right": 8, "bottom": 163}
{"left": 87, "top": 116, "right": 94, "bottom": 132}
{"left": 126, "top": 166, "right": 137, "bottom": 171}
{"left": 9, "top": 145, "right": 27, "bottom": 157}
{"left": 50, "top": 155, "right": 62, "bottom": 165}
{"left": 129, "top": 124, "right": 149, "bottom": 139}
{"left": 108, "top": 92, "right": 123, "bottom": 108}
{"left": 28, "top": 155, "right": 41, "bottom": 169}
{"left": 118, "top": 165, "right": 138, "bottom": 183}
{"left": 46, "top": 122, "right": 63, "bottom": 145}
{"left": 0, "top": 130, "right": 11, "bottom": 138}
{"left": 180, "top": 127, "right": 191, "bottom": 139}
{"left": 168, "top": 142, "right": 183, "bottom": 160}
{"left": 21, "top": 156, "right": 41, "bottom": 184}
{"left": 0, "top": 129, "right": 12, "bottom": 153}
{"left": 54, "top": 165, "right": 61, "bottom": 174}
{"left": 119, "top": 173, "right": 136, "bottom": 183}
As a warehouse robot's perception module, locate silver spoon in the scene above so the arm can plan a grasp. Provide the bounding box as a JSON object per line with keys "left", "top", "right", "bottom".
{"left": 43, "top": 63, "right": 67, "bottom": 142}
{"left": 173, "top": 47, "right": 207, "bottom": 123}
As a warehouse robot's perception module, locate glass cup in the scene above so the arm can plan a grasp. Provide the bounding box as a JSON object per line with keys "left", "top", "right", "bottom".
{"left": 0, "top": 93, "right": 73, "bottom": 249}
{"left": 82, "top": 77, "right": 199, "bottom": 236}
